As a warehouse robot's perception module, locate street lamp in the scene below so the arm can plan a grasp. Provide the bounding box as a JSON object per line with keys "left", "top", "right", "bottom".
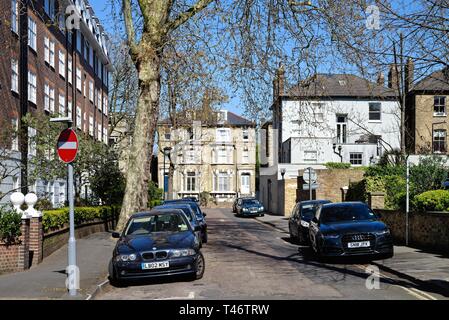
{"left": 281, "top": 168, "right": 286, "bottom": 180}
{"left": 163, "top": 147, "right": 172, "bottom": 200}
{"left": 333, "top": 143, "right": 343, "bottom": 163}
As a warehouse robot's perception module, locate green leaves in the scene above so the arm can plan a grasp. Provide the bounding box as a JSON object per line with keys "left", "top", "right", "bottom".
{"left": 413, "top": 190, "right": 449, "bottom": 212}
{"left": 0, "top": 206, "right": 22, "bottom": 244}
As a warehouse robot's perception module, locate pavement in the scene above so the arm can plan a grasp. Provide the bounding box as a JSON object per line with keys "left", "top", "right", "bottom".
{"left": 254, "top": 213, "right": 449, "bottom": 295}
{"left": 0, "top": 232, "right": 115, "bottom": 300}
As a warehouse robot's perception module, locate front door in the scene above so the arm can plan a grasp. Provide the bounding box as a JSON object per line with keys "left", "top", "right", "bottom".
{"left": 241, "top": 174, "right": 250, "bottom": 195}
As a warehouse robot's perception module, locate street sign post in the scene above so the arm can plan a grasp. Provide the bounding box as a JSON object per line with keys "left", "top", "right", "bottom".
{"left": 303, "top": 167, "right": 317, "bottom": 201}
{"left": 57, "top": 128, "right": 79, "bottom": 296}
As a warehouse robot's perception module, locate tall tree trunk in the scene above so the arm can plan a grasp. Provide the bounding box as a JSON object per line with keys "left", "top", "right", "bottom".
{"left": 117, "top": 52, "right": 161, "bottom": 230}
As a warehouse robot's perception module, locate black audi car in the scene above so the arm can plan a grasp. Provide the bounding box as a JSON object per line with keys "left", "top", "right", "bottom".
{"left": 109, "top": 209, "right": 205, "bottom": 284}
{"left": 289, "top": 200, "right": 332, "bottom": 244}
{"left": 163, "top": 200, "right": 208, "bottom": 243}
{"left": 308, "top": 202, "right": 393, "bottom": 259}
{"left": 235, "top": 198, "right": 265, "bottom": 217}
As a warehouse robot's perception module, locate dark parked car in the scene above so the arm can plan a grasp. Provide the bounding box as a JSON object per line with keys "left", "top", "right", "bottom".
{"left": 154, "top": 204, "right": 204, "bottom": 247}
{"left": 109, "top": 209, "right": 205, "bottom": 284}
{"left": 233, "top": 197, "right": 256, "bottom": 213}
{"left": 289, "top": 200, "right": 332, "bottom": 244}
{"left": 235, "top": 198, "right": 265, "bottom": 217}
{"left": 308, "top": 202, "right": 394, "bottom": 259}
{"left": 183, "top": 197, "right": 199, "bottom": 203}
{"left": 163, "top": 200, "right": 208, "bottom": 243}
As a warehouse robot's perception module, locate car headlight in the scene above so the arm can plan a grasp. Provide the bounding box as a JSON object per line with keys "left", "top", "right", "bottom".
{"left": 259, "top": 207, "right": 264, "bottom": 212}
{"left": 375, "top": 229, "right": 391, "bottom": 236}
{"left": 172, "top": 249, "right": 196, "bottom": 257}
{"left": 300, "top": 220, "right": 310, "bottom": 228}
{"left": 242, "top": 208, "right": 249, "bottom": 212}
{"left": 117, "top": 254, "right": 136, "bottom": 262}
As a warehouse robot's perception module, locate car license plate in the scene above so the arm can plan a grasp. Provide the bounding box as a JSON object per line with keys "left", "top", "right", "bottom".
{"left": 141, "top": 261, "right": 169, "bottom": 270}
{"left": 348, "top": 241, "right": 370, "bottom": 248}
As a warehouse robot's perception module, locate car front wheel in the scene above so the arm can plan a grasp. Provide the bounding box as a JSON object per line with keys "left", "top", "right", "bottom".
{"left": 193, "top": 252, "right": 205, "bottom": 280}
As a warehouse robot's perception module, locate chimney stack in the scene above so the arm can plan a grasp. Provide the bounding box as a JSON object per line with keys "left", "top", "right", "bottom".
{"left": 405, "top": 58, "right": 414, "bottom": 93}
{"left": 377, "top": 72, "right": 385, "bottom": 86}
{"left": 388, "top": 64, "right": 401, "bottom": 89}
{"left": 273, "top": 64, "right": 285, "bottom": 103}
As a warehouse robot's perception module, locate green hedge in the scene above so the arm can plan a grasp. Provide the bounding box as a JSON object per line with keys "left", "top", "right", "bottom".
{"left": 43, "top": 206, "right": 120, "bottom": 233}
{"left": 149, "top": 200, "right": 163, "bottom": 208}
{"left": 413, "top": 190, "right": 449, "bottom": 212}
{"left": 0, "top": 206, "right": 22, "bottom": 244}
{"left": 325, "top": 162, "right": 352, "bottom": 169}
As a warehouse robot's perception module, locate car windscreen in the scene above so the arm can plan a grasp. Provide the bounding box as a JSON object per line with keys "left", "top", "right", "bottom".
{"left": 320, "top": 205, "right": 377, "bottom": 224}
{"left": 125, "top": 213, "right": 190, "bottom": 236}
{"left": 300, "top": 204, "right": 317, "bottom": 220}
{"left": 242, "top": 200, "right": 260, "bottom": 206}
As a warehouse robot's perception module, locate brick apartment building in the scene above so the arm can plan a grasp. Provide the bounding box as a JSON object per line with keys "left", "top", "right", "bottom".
{"left": 0, "top": 0, "right": 112, "bottom": 206}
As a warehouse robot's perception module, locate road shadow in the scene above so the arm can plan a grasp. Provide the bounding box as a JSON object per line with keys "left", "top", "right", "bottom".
{"left": 109, "top": 274, "right": 196, "bottom": 288}
{"left": 225, "top": 243, "right": 449, "bottom": 298}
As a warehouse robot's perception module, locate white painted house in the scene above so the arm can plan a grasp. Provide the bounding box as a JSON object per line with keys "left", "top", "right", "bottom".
{"left": 258, "top": 70, "right": 401, "bottom": 216}
{"left": 274, "top": 73, "right": 400, "bottom": 167}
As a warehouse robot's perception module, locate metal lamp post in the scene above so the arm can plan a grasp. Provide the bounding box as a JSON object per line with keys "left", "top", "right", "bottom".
{"left": 333, "top": 143, "right": 343, "bottom": 162}
{"left": 163, "top": 147, "right": 172, "bottom": 200}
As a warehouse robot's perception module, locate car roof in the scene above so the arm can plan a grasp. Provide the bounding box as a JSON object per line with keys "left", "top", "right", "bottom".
{"left": 321, "top": 202, "right": 367, "bottom": 209}
{"left": 300, "top": 200, "right": 332, "bottom": 206}
{"left": 155, "top": 204, "right": 192, "bottom": 210}
{"left": 130, "top": 208, "right": 186, "bottom": 218}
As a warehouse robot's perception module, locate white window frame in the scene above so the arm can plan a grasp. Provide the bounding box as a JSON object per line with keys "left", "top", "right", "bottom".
{"left": 369, "top": 102, "right": 382, "bottom": 121}
{"left": 44, "top": 83, "right": 50, "bottom": 111}
{"left": 89, "top": 81, "right": 94, "bottom": 102}
{"left": 28, "top": 127, "right": 37, "bottom": 156}
{"left": 97, "top": 123, "right": 102, "bottom": 141}
{"left": 89, "top": 115, "right": 94, "bottom": 136}
{"left": 434, "top": 96, "right": 446, "bottom": 116}
{"left": 59, "top": 93, "right": 65, "bottom": 116}
{"left": 28, "top": 71, "right": 37, "bottom": 104}
{"left": 336, "top": 114, "right": 348, "bottom": 144}
{"left": 11, "top": 0, "right": 19, "bottom": 34}
{"left": 28, "top": 17, "right": 37, "bottom": 51}
{"left": 76, "top": 107, "right": 82, "bottom": 129}
{"left": 58, "top": 50, "right": 65, "bottom": 78}
{"left": 215, "top": 172, "right": 230, "bottom": 192}
{"left": 242, "top": 148, "right": 249, "bottom": 164}
{"left": 11, "top": 59, "right": 19, "bottom": 93}
{"left": 103, "top": 127, "right": 108, "bottom": 144}
{"left": 76, "top": 68, "right": 82, "bottom": 91}
{"left": 68, "top": 57, "right": 73, "bottom": 84}
{"left": 49, "top": 87, "right": 55, "bottom": 113}
{"left": 185, "top": 172, "right": 197, "bottom": 192}
{"left": 216, "top": 128, "right": 231, "bottom": 142}
{"left": 349, "top": 153, "right": 363, "bottom": 166}
{"left": 68, "top": 100, "right": 73, "bottom": 117}
{"left": 303, "top": 150, "right": 318, "bottom": 164}
{"left": 11, "top": 118, "right": 19, "bottom": 151}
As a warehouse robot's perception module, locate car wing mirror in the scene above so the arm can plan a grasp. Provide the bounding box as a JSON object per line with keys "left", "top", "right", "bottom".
{"left": 203, "top": 213, "right": 207, "bottom": 217}
{"left": 112, "top": 231, "right": 121, "bottom": 238}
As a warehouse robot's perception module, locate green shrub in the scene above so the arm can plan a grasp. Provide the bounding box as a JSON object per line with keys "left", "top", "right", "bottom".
{"left": 413, "top": 190, "right": 449, "bottom": 212}
{"left": 325, "top": 162, "right": 351, "bottom": 169}
{"left": 0, "top": 206, "right": 22, "bottom": 244}
{"left": 149, "top": 200, "right": 163, "bottom": 208}
{"left": 42, "top": 206, "right": 120, "bottom": 233}
{"left": 35, "top": 198, "right": 53, "bottom": 211}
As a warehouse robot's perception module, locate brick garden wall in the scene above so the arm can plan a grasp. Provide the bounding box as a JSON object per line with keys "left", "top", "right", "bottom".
{"left": 43, "top": 219, "right": 115, "bottom": 258}
{"left": 0, "top": 244, "right": 20, "bottom": 274}
{"left": 296, "top": 169, "right": 365, "bottom": 204}
{"left": 376, "top": 209, "right": 449, "bottom": 252}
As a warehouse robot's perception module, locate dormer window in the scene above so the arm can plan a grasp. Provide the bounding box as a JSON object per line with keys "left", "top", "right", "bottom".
{"left": 339, "top": 80, "right": 347, "bottom": 86}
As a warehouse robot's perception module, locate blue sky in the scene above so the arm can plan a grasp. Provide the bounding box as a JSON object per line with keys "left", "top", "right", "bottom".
{"left": 89, "top": 0, "right": 245, "bottom": 117}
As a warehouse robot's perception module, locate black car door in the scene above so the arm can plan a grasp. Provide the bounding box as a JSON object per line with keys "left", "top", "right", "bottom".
{"left": 289, "top": 204, "right": 299, "bottom": 236}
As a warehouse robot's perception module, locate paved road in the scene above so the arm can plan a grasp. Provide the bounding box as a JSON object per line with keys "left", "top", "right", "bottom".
{"left": 97, "top": 208, "right": 448, "bottom": 300}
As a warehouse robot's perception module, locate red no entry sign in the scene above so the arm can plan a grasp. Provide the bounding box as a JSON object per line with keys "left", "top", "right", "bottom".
{"left": 57, "top": 128, "right": 79, "bottom": 163}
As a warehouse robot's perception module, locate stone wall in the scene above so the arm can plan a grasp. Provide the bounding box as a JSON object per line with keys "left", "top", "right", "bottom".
{"left": 376, "top": 209, "right": 449, "bottom": 252}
